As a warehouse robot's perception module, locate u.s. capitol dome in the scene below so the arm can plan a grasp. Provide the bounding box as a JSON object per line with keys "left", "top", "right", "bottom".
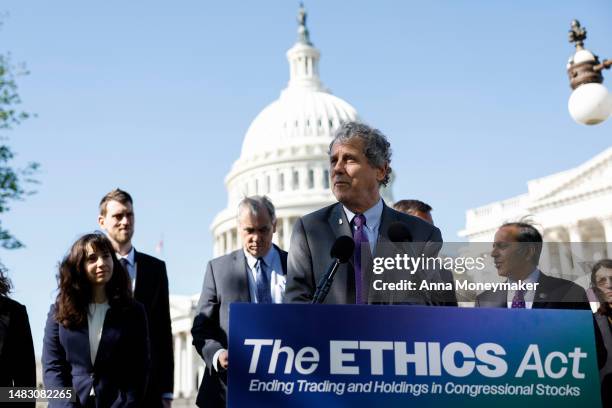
{"left": 211, "top": 5, "right": 393, "bottom": 256}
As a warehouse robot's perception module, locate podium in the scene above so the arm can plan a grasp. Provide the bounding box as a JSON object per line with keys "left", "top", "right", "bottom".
{"left": 228, "top": 304, "right": 601, "bottom": 407}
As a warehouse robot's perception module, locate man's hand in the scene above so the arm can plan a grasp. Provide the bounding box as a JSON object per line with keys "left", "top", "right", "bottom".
{"left": 162, "top": 399, "right": 172, "bottom": 408}
{"left": 219, "top": 350, "right": 229, "bottom": 370}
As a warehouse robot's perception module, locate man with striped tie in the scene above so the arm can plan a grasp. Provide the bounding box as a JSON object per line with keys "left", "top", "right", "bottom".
{"left": 191, "top": 196, "right": 287, "bottom": 407}
{"left": 476, "top": 222, "right": 590, "bottom": 310}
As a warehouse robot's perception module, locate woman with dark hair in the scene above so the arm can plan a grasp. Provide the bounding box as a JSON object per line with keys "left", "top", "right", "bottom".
{"left": 591, "top": 259, "right": 612, "bottom": 406}
{"left": 0, "top": 266, "right": 36, "bottom": 408}
{"left": 43, "top": 233, "right": 150, "bottom": 407}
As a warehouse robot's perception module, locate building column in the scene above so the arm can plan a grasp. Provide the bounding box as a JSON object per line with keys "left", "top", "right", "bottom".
{"left": 225, "top": 230, "right": 232, "bottom": 253}
{"left": 174, "top": 335, "right": 183, "bottom": 398}
{"left": 549, "top": 227, "right": 573, "bottom": 279}
{"left": 567, "top": 222, "right": 585, "bottom": 274}
{"left": 185, "top": 333, "right": 194, "bottom": 397}
{"left": 272, "top": 218, "right": 281, "bottom": 247}
{"left": 539, "top": 230, "right": 552, "bottom": 273}
{"left": 299, "top": 167, "right": 308, "bottom": 191}
{"left": 283, "top": 217, "right": 291, "bottom": 250}
{"left": 600, "top": 216, "right": 612, "bottom": 259}
{"left": 314, "top": 167, "right": 323, "bottom": 190}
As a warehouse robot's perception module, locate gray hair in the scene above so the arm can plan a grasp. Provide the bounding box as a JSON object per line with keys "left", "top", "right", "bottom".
{"left": 328, "top": 121, "right": 392, "bottom": 186}
{"left": 237, "top": 195, "right": 276, "bottom": 222}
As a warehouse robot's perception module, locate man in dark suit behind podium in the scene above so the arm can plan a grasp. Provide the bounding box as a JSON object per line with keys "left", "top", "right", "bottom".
{"left": 476, "top": 222, "right": 590, "bottom": 310}
{"left": 192, "top": 196, "right": 288, "bottom": 407}
{"left": 98, "top": 189, "right": 174, "bottom": 408}
{"left": 285, "top": 121, "right": 444, "bottom": 305}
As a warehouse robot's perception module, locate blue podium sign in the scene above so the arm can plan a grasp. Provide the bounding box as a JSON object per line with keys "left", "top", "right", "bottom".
{"left": 228, "top": 304, "right": 601, "bottom": 407}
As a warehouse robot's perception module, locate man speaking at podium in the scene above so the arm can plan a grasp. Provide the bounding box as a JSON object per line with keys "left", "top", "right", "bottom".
{"left": 285, "top": 121, "right": 443, "bottom": 304}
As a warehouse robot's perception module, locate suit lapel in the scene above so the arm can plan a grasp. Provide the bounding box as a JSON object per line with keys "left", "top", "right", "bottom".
{"left": 327, "top": 203, "right": 354, "bottom": 303}
{"left": 490, "top": 289, "right": 508, "bottom": 308}
{"left": 232, "top": 251, "right": 252, "bottom": 302}
{"left": 327, "top": 203, "right": 352, "bottom": 241}
{"left": 93, "top": 307, "right": 120, "bottom": 369}
{"left": 70, "top": 322, "right": 94, "bottom": 371}
{"left": 133, "top": 250, "right": 147, "bottom": 300}
{"left": 533, "top": 272, "right": 552, "bottom": 308}
{"left": 274, "top": 244, "right": 288, "bottom": 275}
{"left": 375, "top": 203, "right": 395, "bottom": 257}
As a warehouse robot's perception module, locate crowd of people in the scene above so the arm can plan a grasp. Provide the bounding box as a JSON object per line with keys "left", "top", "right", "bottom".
{"left": 0, "top": 121, "right": 610, "bottom": 407}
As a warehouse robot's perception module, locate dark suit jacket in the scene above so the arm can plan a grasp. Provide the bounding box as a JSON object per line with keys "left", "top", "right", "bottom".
{"left": 191, "top": 245, "right": 288, "bottom": 408}
{"left": 42, "top": 301, "right": 150, "bottom": 408}
{"left": 285, "top": 202, "right": 445, "bottom": 304}
{"left": 133, "top": 251, "right": 174, "bottom": 407}
{"left": 475, "top": 272, "right": 590, "bottom": 310}
{"left": 595, "top": 313, "right": 612, "bottom": 406}
{"left": 0, "top": 296, "right": 36, "bottom": 408}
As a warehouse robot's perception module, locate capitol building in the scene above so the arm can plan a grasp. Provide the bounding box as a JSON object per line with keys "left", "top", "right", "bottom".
{"left": 167, "top": 6, "right": 612, "bottom": 404}
{"left": 460, "top": 147, "right": 612, "bottom": 284}
{"left": 169, "top": 6, "right": 393, "bottom": 403}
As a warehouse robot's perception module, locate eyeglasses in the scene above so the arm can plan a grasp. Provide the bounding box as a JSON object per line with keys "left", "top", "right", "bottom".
{"left": 595, "top": 275, "right": 612, "bottom": 287}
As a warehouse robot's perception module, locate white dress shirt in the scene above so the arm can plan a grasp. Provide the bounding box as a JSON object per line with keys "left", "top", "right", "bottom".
{"left": 88, "top": 302, "right": 110, "bottom": 395}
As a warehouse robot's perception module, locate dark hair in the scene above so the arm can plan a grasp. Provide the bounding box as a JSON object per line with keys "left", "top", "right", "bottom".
{"left": 591, "top": 259, "right": 612, "bottom": 315}
{"left": 500, "top": 222, "right": 543, "bottom": 264}
{"left": 55, "top": 233, "right": 132, "bottom": 329}
{"left": 0, "top": 264, "right": 12, "bottom": 296}
{"left": 99, "top": 188, "right": 133, "bottom": 216}
{"left": 393, "top": 199, "right": 432, "bottom": 214}
{"left": 328, "top": 121, "right": 393, "bottom": 186}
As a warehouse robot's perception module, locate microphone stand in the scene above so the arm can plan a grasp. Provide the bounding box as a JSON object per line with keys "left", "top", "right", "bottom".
{"left": 311, "top": 259, "right": 342, "bottom": 304}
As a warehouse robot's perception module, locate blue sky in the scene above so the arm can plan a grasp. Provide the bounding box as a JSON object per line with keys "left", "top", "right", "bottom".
{"left": 1, "top": 0, "right": 611, "bottom": 353}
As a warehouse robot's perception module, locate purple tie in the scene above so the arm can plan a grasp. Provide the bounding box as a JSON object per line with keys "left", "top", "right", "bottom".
{"left": 353, "top": 214, "right": 369, "bottom": 304}
{"left": 511, "top": 290, "right": 526, "bottom": 309}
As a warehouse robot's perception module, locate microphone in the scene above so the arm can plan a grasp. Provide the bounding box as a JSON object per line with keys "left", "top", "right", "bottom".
{"left": 311, "top": 236, "right": 355, "bottom": 304}
{"left": 330, "top": 235, "right": 355, "bottom": 262}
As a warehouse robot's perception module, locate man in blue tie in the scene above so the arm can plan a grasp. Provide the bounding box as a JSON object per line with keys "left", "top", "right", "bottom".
{"left": 285, "top": 121, "right": 443, "bottom": 304}
{"left": 476, "top": 222, "right": 590, "bottom": 310}
{"left": 191, "top": 196, "right": 287, "bottom": 407}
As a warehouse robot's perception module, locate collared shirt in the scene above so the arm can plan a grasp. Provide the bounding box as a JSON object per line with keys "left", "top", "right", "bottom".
{"left": 116, "top": 247, "right": 136, "bottom": 291}
{"left": 243, "top": 246, "right": 285, "bottom": 304}
{"left": 88, "top": 301, "right": 110, "bottom": 396}
{"left": 507, "top": 268, "right": 541, "bottom": 309}
{"left": 342, "top": 198, "right": 383, "bottom": 254}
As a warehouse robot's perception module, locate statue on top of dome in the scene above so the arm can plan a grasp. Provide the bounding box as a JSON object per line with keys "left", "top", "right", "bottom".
{"left": 297, "top": 2, "right": 312, "bottom": 45}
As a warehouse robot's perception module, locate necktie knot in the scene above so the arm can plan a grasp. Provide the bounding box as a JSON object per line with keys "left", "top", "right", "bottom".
{"left": 256, "top": 257, "right": 266, "bottom": 268}
{"left": 353, "top": 213, "right": 366, "bottom": 228}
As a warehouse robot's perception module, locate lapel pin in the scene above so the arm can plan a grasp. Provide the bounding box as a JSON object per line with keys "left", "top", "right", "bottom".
{"left": 338, "top": 218, "right": 343, "bottom": 225}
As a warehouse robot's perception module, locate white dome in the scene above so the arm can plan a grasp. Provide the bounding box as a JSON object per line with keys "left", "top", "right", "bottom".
{"left": 240, "top": 88, "right": 360, "bottom": 159}
{"left": 211, "top": 4, "right": 394, "bottom": 257}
